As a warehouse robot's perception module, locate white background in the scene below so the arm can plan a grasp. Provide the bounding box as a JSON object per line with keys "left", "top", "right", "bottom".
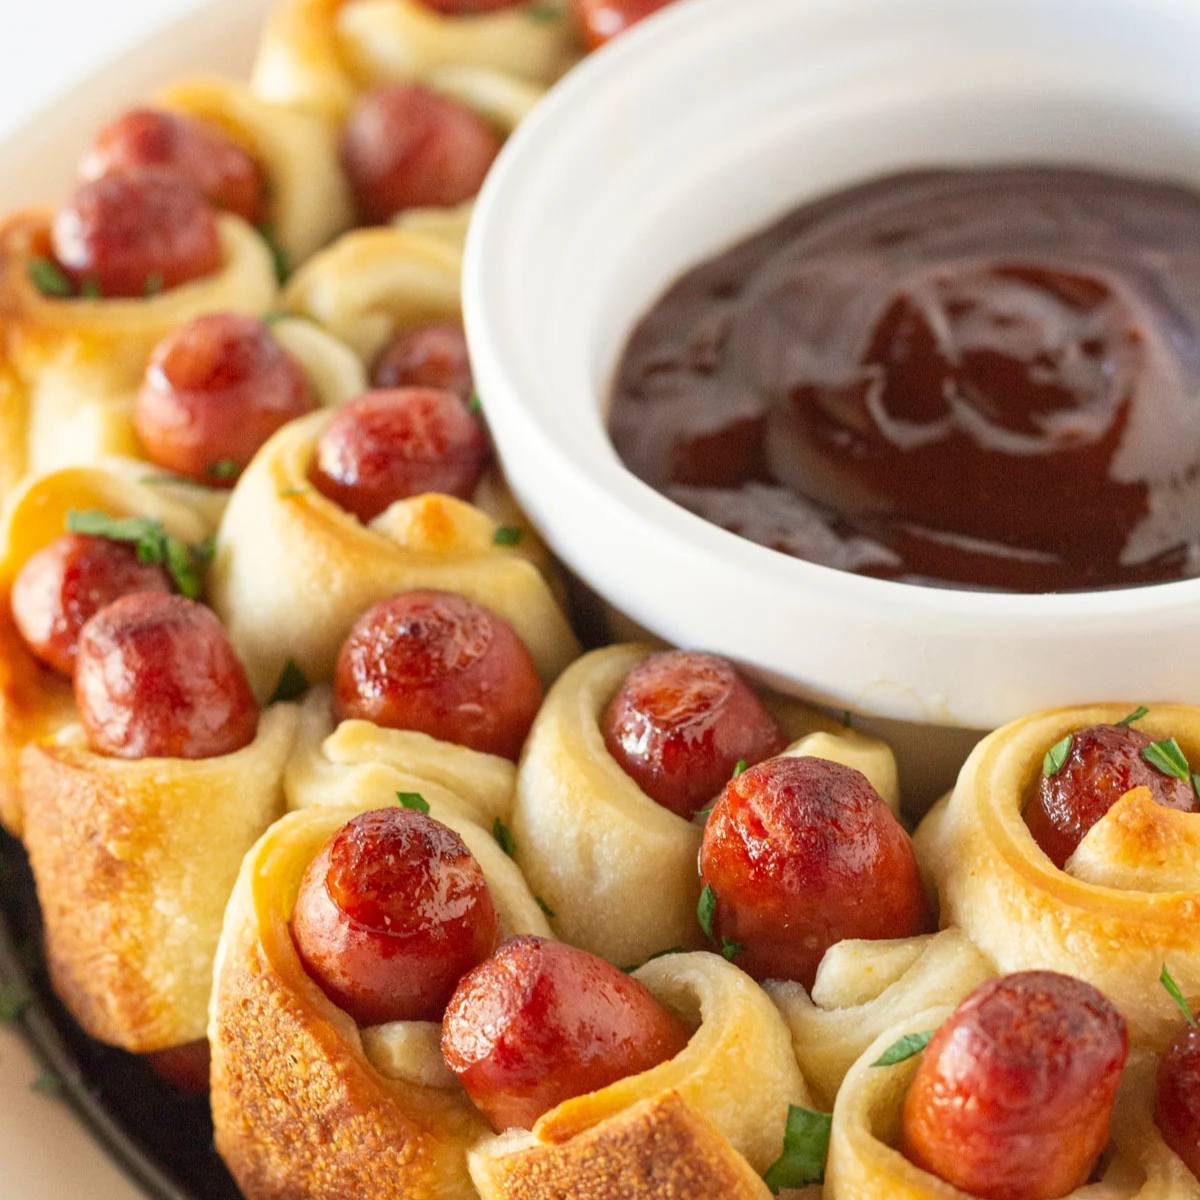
{"left": 2, "top": 4, "right": 202, "bottom": 141}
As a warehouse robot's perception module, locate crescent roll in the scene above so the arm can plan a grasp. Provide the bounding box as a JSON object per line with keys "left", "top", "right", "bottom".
{"left": 209, "top": 795, "right": 551, "bottom": 1200}
{"left": 21, "top": 703, "right": 297, "bottom": 1054}
{"left": 915, "top": 703, "right": 1200, "bottom": 1048}
{"left": 0, "top": 456, "right": 227, "bottom": 834}
{"left": 0, "top": 211, "right": 278, "bottom": 492}
{"left": 252, "top": 0, "right": 578, "bottom": 119}
{"left": 766, "top": 930, "right": 995, "bottom": 1108}
{"left": 469, "top": 951, "right": 810, "bottom": 1198}
{"left": 510, "top": 643, "right": 901, "bottom": 969}
{"left": 824, "top": 1008, "right": 1200, "bottom": 1199}
{"left": 208, "top": 409, "right": 579, "bottom": 701}
{"left": 156, "top": 76, "right": 353, "bottom": 265}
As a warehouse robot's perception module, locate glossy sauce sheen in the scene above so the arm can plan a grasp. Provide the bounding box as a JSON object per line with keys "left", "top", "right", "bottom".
{"left": 901, "top": 971, "right": 1128, "bottom": 1200}
{"left": 441, "top": 935, "right": 691, "bottom": 1132}
{"left": 610, "top": 168, "right": 1200, "bottom": 592}
{"left": 291, "top": 808, "right": 498, "bottom": 1026}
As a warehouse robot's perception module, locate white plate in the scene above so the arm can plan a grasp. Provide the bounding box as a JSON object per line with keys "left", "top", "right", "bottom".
{"left": 0, "top": 3, "right": 272, "bottom": 1194}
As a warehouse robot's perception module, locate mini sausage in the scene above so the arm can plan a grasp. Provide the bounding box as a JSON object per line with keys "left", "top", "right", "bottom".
{"left": 10, "top": 534, "right": 173, "bottom": 676}
{"left": 371, "top": 322, "right": 474, "bottom": 402}
{"left": 901, "top": 971, "right": 1128, "bottom": 1200}
{"left": 1026, "top": 723, "right": 1198, "bottom": 868}
{"left": 572, "top": 0, "right": 676, "bottom": 48}
{"left": 291, "top": 807, "right": 499, "bottom": 1025}
{"left": 340, "top": 85, "right": 501, "bottom": 224}
{"left": 52, "top": 168, "right": 223, "bottom": 298}
{"left": 333, "top": 590, "right": 542, "bottom": 760}
{"left": 311, "top": 388, "right": 489, "bottom": 522}
{"left": 698, "top": 756, "right": 930, "bottom": 985}
{"left": 442, "top": 935, "right": 691, "bottom": 1131}
{"left": 602, "top": 650, "right": 786, "bottom": 819}
{"left": 75, "top": 592, "right": 258, "bottom": 759}
{"left": 80, "top": 108, "right": 265, "bottom": 225}
{"left": 135, "top": 312, "right": 316, "bottom": 484}
{"left": 1156, "top": 1022, "right": 1200, "bottom": 1180}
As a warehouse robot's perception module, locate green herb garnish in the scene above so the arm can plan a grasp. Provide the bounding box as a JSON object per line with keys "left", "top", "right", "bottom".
{"left": 493, "top": 818, "right": 516, "bottom": 857}
{"left": 871, "top": 1030, "right": 935, "bottom": 1067}
{"left": 28, "top": 257, "right": 73, "bottom": 297}
{"left": 267, "top": 658, "right": 309, "bottom": 705}
{"left": 697, "top": 884, "right": 717, "bottom": 939}
{"left": 1042, "top": 734, "right": 1074, "bottom": 777}
{"left": 207, "top": 459, "right": 240, "bottom": 481}
{"left": 732, "top": 759, "right": 748, "bottom": 779}
{"left": 1143, "top": 737, "right": 1190, "bottom": 782}
{"left": 493, "top": 525, "right": 523, "bottom": 547}
{"left": 66, "top": 510, "right": 209, "bottom": 599}
{"left": 1117, "top": 705, "right": 1149, "bottom": 727}
{"left": 535, "top": 896, "right": 556, "bottom": 919}
{"left": 721, "top": 938, "right": 744, "bottom": 962}
{"left": 763, "top": 1105, "right": 833, "bottom": 1193}
{"left": 79, "top": 279, "right": 102, "bottom": 300}
{"left": 257, "top": 224, "right": 292, "bottom": 284}
{"left": 396, "top": 791, "right": 430, "bottom": 814}
{"left": 468, "top": 392, "right": 483, "bottom": 414}
{"left": 1161, "top": 963, "right": 1197, "bottom": 1029}
{"left": 527, "top": 1, "right": 561, "bottom": 21}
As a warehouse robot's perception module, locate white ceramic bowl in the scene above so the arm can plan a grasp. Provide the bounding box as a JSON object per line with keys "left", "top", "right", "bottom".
{"left": 0, "top": 6, "right": 271, "bottom": 1195}
{"left": 465, "top": 0, "right": 1200, "bottom": 737}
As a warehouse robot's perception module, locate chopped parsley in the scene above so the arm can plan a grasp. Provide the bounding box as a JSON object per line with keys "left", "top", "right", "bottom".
{"left": 622, "top": 947, "right": 684, "bottom": 974}
{"left": 396, "top": 791, "right": 430, "bottom": 814}
{"left": 257, "top": 224, "right": 292, "bottom": 284}
{"left": 535, "top": 896, "right": 556, "bottom": 919}
{"left": 1042, "top": 734, "right": 1074, "bottom": 777}
{"left": 267, "top": 659, "right": 309, "bottom": 705}
{"left": 721, "top": 938, "right": 744, "bottom": 962}
{"left": 493, "top": 525, "right": 523, "bottom": 547}
{"left": 30, "top": 1070, "right": 63, "bottom": 1097}
{"left": 732, "top": 759, "right": 748, "bottom": 779}
{"left": 1116, "top": 705, "right": 1149, "bottom": 727}
{"left": 1161, "top": 963, "right": 1197, "bottom": 1029}
{"left": 763, "top": 1105, "right": 832, "bottom": 1193}
{"left": 697, "top": 884, "right": 717, "bottom": 939}
{"left": 27, "top": 257, "right": 73, "bottom": 298}
{"left": 871, "top": 1029, "right": 935, "bottom": 1067}
{"left": 66, "top": 510, "right": 210, "bottom": 599}
{"left": 1143, "top": 737, "right": 1190, "bottom": 782}
{"left": 493, "top": 817, "right": 517, "bottom": 857}
{"left": 206, "top": 459, "right": 240, "bottom": 481}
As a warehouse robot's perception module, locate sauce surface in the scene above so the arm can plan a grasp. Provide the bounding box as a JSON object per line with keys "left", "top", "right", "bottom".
{"left": 609, "top": 168, "right": 1200, "bottom": 591}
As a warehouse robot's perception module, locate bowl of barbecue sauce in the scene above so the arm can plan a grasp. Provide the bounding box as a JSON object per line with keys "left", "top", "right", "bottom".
{"left": 465, "top": 0, "right": 1200, "bottom": 797}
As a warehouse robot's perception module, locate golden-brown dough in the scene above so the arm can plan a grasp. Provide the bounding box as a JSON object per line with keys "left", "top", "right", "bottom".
{"left": 156, "top": 76, "right": 354, "bottom": 264}
{"left": 511, "top": 644, "right": 900, "bottom": 968}
{"left": 22, "top": 704, "right": 297, "bottom": 1053}
{"left": 208, "top": 410, "right": 579, "bottom": 700}
{"left": 915, "top": 703, "right": 1200, "bottom": 1048}
{"left": 767, "top": 931, "right": 995, "bottom": 1108}
{"left": 531, "top": 952, "right": 812, "bottom": 1174}
{"left": 209, "top": 794, "right": 550, "bottom": 1200}
{"left": 285, "top": 687, "right": 515, "bottom": 821}
{"left": 252, "top": 0, "right": 578, "bottom": 119}
{"left": 824, "top": 1007, "right": 1200, "bottom": 1199}
{"left": 470, "top": 1092, "right": 774, "bottom": 1200}
{"left": 0, "top": 456, "right": 227, "bottom": 834}
{"left": 0, "top": 212, "right": 278, "bottom": 493}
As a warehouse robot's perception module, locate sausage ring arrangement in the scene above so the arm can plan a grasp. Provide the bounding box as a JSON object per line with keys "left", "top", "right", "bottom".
{"left": 1, "top": 2, "right": 1200, "bottom": 1199}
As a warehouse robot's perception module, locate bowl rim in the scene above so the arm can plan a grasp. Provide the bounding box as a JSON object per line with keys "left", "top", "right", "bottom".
{"left": 465, "top": 0, "right": 1200, "bottom": 639}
